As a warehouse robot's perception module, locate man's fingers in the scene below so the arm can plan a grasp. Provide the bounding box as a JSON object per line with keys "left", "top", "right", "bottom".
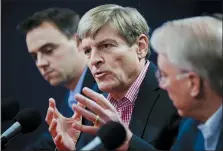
{"left": 75, "top": 94, "right": 106, "bottom": 118}
{"left": 45, "top": 107, "right": 54, "bottom": 125}
{"left": 72, "top": 122, "right": 98, "bottom": 135}
{"left": 72, "top": 102, "right": 85, "bottom": 119}
{"left": 82, "top": 87, "right": 110, "bottom": 109}
{"left": 49, "top": 119, "right": 57, "bottom": 138}
{"left": 54, "top": 133, "right": 62, "bottom": 145}
{"left": 49, "top": 98, "right": 56, "bottom": 109}
{"left": 48, "top": 98, "right": 61, "bottom": 119}
{"left": 54, "top": 133, "right": 65, "bottom": 151}
{"left": 72, "top": 104, "right": 104, "bottom": 125}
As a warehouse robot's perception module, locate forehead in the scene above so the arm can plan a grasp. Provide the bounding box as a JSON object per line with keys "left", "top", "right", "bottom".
{"left": 81, "top": 24, "right": 125, "bottom": 47}
{"left": 26, "top": 22, "right": 67, "bottom": 52}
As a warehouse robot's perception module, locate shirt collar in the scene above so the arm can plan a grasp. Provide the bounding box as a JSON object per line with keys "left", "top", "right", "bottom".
{"left": 68, "top": 67, "right": 88, "bottom": 108}
{"left": 70, "top": 67, "right": 88, "bottom": 92}
{"left": 198, "top": 104, "right": 222, "bottom": 137}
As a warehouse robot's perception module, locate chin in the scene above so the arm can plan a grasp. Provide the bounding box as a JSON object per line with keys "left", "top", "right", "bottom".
{"left": 49, "top": 82, "right": 60, "bottom": 86}
{"left": 98, "top": 85, "right": 109, "bottom": 92}
{"left": 177, "top": 109, "right": 188, "bottom": 118}
{"left": 98, "top": 82, "right": 116, "bottom": 93}
{"left": 48, "top": 79, "right": 62, "bottom": 87}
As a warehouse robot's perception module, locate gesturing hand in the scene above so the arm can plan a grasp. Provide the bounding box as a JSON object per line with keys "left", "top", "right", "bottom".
{"left": 72, "top": 87, "right": 124, "bottom": 134}
{"left": 45, "top": 98, "right": 84, "bottom": 151}
{"left": 72, "top": 87, "right": 133, "bottom": 150}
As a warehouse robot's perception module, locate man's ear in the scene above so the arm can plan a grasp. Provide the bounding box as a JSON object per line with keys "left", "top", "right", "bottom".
{"left": 188, "top": 72, "right": 202, "bottom": 98}
{"left": 136, "top": 34, "right": 149, "bottom": 60}
{"left": 73, "top": 34, "right": 81, "bottom": 49}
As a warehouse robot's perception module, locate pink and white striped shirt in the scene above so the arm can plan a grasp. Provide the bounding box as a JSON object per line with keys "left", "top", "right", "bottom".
{"left": 107, "top": 60, "right": 150, "bottom": 126}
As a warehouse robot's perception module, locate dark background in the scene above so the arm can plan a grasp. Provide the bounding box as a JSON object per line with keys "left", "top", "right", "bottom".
{"left": 2, "top": 0, "right": 222, "bottom": 150}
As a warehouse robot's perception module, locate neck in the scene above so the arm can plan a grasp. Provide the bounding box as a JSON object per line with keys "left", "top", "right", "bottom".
{"left": 110, "top": 59, "right": 147, "bottom": 100}
{"left": 64, "top": 78, "right": 79, "bottom": 91}
{"left": 195, "top": 94, "right": 222, "bottom": 123}
{"left": 64, "top": 67, "right": 85, "bottom": 91}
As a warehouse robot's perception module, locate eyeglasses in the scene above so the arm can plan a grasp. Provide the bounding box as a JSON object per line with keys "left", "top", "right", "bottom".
{"left": 155, "top": 69, "right": 189, "bottom": 88}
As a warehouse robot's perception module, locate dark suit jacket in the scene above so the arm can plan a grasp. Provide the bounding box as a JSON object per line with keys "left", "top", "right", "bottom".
{"left": 128, "top": 118, "right": 223, "bottom": 151}
{"left": 24, "top": 62, "right": 180, "bottom": 151}
{"left": 23, "top": 69, "right": 105, "bottom": 151}
{"left": 76, "top": 62, "right": 181, "bottom": 150}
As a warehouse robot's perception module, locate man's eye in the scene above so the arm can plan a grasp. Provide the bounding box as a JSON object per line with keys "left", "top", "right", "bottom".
{"left": 43, "top": 45, "right": 58, "bottom": 54}
{"left": 44, "top": 48, "right": 53, "bottom": 54}
{"left": 161, "top": 72, "right": 168, "bottom": 78}
{"left": 84, "top": 48, "right": 91, "bottom": 55}
{"left": 158, "top": 69, "right": 168, "bottom": 78}
{"left": 101, "top": 44, "right": 112, "bottom": 49}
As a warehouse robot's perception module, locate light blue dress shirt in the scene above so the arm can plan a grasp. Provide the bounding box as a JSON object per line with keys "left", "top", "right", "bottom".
{"left": 68, "top": 68, "right": 88, "bottom": 109}
{"left": 198, "top": 104, "right": 222, "bottom": 150}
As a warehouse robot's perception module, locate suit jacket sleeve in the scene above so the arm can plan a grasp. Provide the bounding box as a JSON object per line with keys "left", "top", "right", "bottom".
{"left": 23, "top": 132, "right": 55, "bottom": 151}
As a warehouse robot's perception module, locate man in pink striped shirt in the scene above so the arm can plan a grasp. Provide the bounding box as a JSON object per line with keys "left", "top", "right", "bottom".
{"left": 50, "top": 4, "right": 181, "bottom": 151}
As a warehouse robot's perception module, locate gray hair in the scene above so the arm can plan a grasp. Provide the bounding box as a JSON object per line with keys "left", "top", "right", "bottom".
{"left": 151, "top": 16, "right": 222, "bottom": 97}
{"left": 77, "top": 4, "right": 151, "bottom": 57}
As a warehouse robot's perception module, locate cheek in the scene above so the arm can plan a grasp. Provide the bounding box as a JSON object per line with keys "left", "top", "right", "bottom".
{"left": 166, "top": 85, "right": 181, "bottom": 102}
{"left": 110, "top": 62, "right": 129, "bottom": 82}
{"left": 86, "top": 59, "right": 92, "bottom": 68}
{"left": 48, "top": 54, "right": 65, "bottom": 70}
{"left": 54, "top": 53, "right": 74, "bottom": 69}
{"left": 166, "top": 82, "right": 185, "bottom": 103}
{"left": 167, "top": 82, "right": 191, "bottom": 108}
{"left": 54, "top": 46, "right": 74, "bottom": 61}
{"left": 110, "top": 54, "right": 137, "bottom": 75}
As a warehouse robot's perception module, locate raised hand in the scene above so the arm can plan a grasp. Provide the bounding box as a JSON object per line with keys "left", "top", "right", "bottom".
{"left": 72, "top": 87, "right": 124, "bottom": 134}
{"left": 45, "top": 98, "right": 84, "bottom": 150}
{"left": 71, "top": 87, "right": 133, "bottom": 150}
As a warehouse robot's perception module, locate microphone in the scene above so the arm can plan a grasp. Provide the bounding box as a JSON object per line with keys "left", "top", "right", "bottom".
{"left": 81, "top": 121, "right": 126, "bottom": 150}
{"left": 2, "top": 97, "right": 19, "bottom": 121}
{"left": 1, "top": 108, "right": 42, "bottom": 149}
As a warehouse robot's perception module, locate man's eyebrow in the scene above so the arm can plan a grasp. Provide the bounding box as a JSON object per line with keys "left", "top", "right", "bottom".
{"left": 81, "top": 38, "right": 118, "bottom": 50}
{"left": 38, "top": 43, "right": 57, "bottom": 51}
{"left": 95, "top": 39, "right": 118, "bottom": 46}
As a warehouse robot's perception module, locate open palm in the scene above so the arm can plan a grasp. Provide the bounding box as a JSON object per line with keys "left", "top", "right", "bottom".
{"left": 46, "top": 98, "right": 83, "bottom": 150}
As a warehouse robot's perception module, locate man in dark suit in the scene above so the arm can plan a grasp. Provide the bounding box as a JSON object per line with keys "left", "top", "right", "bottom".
{"left": 118, "top": 16, "right": 223, "bottom": 151}
{"left": 49, "top": 4, "right": 181, "bottom": 151}
{"left": 17, "top": 8, "right": 105, "bottom": 151}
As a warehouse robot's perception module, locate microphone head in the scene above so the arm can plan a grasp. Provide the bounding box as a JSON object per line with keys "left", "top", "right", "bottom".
{"left": 2, "top": 97, "right": 19, "bottom": 121}
{"left": 14, "top": 108, "right": 42, "bottom": 134}
{"left": 97, "top": 121, "right": 126, "bottom": 150}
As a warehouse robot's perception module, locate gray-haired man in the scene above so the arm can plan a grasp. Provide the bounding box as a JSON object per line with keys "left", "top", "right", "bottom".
{"left": 123, "top": 15, "right": 223, "bottom": 151}
{"left": 49, "top": 4, "right": 181, "bottom": 151}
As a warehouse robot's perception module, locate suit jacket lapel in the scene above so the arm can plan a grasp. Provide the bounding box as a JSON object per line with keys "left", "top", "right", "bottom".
{"left": 60, "top": 91, "right": 73, "bottom": 117}
{"left": 81, "top": 68, "right": 95, "bottom": 92}
{"left": 129, "top": 62, "right": 159, "bottom": 138}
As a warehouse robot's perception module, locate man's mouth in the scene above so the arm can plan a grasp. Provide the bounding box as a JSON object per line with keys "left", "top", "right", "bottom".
{"left": 94, "top": 71, "right": 107, "bottom": 78}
